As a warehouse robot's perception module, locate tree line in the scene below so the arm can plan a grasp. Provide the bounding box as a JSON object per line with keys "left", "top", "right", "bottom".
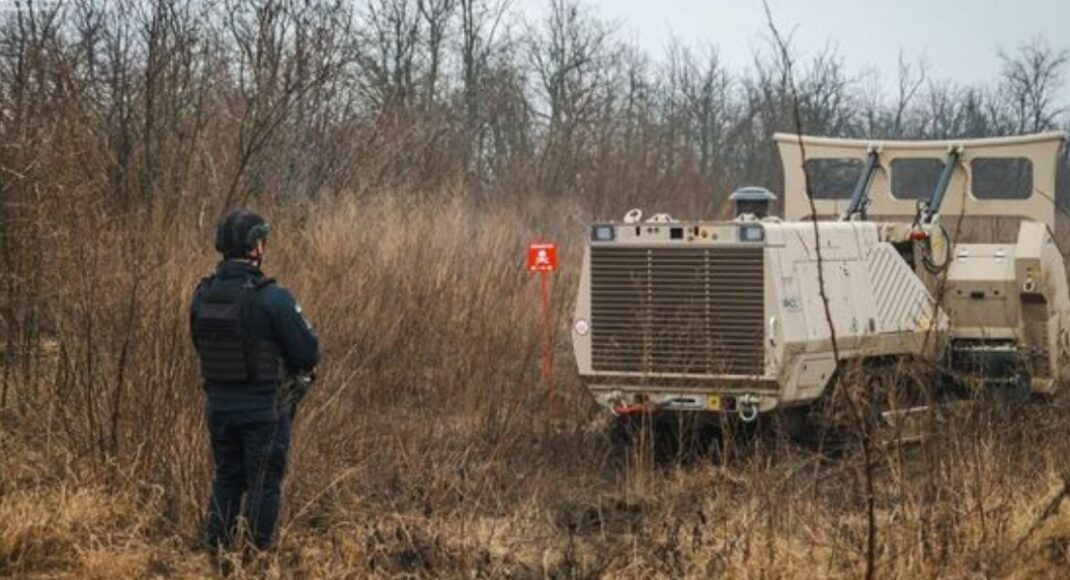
{"left": 1, "top": 0, "right": 1069, "bottom": 368}
{"left": 2, "top": 0, "right": 1067, "bottom": 217}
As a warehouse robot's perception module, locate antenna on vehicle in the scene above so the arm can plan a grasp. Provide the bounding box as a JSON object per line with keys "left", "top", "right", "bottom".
{"left": 841, "top": 144, "right": 881, "bottom": 221}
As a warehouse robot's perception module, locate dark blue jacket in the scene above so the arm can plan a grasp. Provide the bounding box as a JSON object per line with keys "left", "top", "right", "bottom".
{"left": 191, "top": 260, "right": 320, "bottom": 416}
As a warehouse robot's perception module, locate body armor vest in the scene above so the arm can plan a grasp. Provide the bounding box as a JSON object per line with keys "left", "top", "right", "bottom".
{"left": 193, "top": 276, "right": 281, "bottom": 386}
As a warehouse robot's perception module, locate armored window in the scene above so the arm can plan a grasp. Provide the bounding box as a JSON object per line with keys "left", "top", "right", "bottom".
{"left": 803, "top": 158, "right": 863, "bottom": 199}
{"left": 890, "top": 158, "right": 944, "bottom": 200}
{"left": 971, "top": 157, "right": 1033, "bottom": 199}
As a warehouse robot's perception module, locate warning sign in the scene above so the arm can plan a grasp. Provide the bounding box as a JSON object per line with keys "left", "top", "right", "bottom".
{"left": 527, "top": 243, "right": 558, "bottom": 272}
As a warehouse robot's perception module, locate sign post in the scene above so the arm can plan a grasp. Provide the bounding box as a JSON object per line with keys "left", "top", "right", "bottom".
{"left": 527, "top": 242, "right": 558, "bottom": 412}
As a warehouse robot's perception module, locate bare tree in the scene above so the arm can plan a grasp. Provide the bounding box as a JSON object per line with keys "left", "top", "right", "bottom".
{"left": 356, "top": 0, "right": 422, "bottom": 110}
{"left": 221, "top": 0, "right": 353, "bottom": 208}
{"left": 998, "top": 37, "right": 1069, "bottom": 134}
{"left": 526, "top": 0, "right": 611, "bottom": 193}
{"left": 0, "top": 0, "right": 66, "bottom": 400}
{"left": 458, "top": 0, "right": 511, "bottom": 190}
{"left": 418, "top": 0, "right": 454, "bottom": 106}
{"left": 891, "top": 52, "right": 927, "bottom": 136}
{"left": 675, "top": 44, "right": 732, "bottom": 180}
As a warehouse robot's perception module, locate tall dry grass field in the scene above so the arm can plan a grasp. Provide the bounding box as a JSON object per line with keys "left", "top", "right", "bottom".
{"left": 1, "top": 190, "right": 1070, "bottom": 579}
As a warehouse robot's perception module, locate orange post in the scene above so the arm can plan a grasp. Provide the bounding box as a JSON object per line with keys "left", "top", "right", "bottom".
{"left": 527, "top": 241, "right": 558, "bottom": 413}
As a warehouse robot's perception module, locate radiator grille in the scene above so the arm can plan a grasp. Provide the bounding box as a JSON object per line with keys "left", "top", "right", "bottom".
{"left": 590, "top": 245, "right": 765, "bottom": 375}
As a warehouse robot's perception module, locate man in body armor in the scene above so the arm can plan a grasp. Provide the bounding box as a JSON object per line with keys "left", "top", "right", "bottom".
{"left": 190, "top": 210, "right": 320, "bottom": 552}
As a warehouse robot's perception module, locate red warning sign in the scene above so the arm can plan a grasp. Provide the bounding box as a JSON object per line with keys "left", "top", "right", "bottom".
{"left": 527, "top": 243, "right": 558, "bottom": 272}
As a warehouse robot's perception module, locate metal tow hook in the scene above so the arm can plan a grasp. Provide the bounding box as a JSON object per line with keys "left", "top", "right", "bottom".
{"left": 738, "top": 394, "right": 760, "bottom": 423}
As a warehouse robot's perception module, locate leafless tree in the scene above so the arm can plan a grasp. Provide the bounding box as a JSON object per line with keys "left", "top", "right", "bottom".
{"left": 221, "top": 0, "right": 354, "bottom": 208}
{"left": 418, "top": 0, "right": 453, "bottom": 106}
{"left": 891, "top": 52, "right": 927, "bottom": 136}
{"left": 356, "top": 0, "right": 422, "bottom": 110}
{"left": 999, "top": 37, "right": 1069, "bottom": 134}
{"left": 457, "top": 0, "right": 511, "bottom": 190}
{"left": 526, "top": 0, "right": 611, "bottom": 193}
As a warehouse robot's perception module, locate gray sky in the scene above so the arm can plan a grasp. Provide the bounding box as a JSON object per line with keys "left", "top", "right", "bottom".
{"left": 517, "top": 0, "right": 1068, "bottom": 90}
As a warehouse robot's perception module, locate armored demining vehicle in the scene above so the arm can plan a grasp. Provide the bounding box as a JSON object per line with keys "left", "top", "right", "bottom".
{"left": 570, "top": 132, "right": 1070, "bottom": 431}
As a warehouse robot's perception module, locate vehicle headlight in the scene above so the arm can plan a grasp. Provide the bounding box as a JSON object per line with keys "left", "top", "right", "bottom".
{"left": 573, "top": 318, "right": 590, "bottom": 335}
{"left": 591, "top": 225, "right": 615, "bottom": 241}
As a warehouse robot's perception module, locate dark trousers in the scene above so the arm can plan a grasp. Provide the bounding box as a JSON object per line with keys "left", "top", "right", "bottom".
{"left": 205, "top": 409, "right": 291, "bottom": 550}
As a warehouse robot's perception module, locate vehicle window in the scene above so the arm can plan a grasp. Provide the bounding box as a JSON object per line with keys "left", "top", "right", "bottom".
{"left": 971, "top": 157, "right": 1033, "bottom": 199}
{"left": 891, "top": 158, "right": 944, "bottom": 200}
{"left": 803, "top": 158, "right": 863, "bottom": 199}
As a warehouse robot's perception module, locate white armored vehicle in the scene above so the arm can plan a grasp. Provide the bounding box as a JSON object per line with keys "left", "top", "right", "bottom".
{"left": 570, "top": 132, "right": 1070, "bottom": 426}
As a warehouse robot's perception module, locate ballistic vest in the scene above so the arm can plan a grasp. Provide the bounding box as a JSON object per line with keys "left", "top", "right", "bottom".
{"left": 192, "top": 276, "right": 281, "bottom": 387}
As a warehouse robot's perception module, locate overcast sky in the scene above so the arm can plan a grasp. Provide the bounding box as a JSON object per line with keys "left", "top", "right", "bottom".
{"left": 516, "top": 0, "right": 1068, "bottom": 92}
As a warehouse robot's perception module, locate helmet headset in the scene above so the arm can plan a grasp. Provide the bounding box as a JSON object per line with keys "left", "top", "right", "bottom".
{"left": 215, "top": 210, "right": 271, "bottom": 266}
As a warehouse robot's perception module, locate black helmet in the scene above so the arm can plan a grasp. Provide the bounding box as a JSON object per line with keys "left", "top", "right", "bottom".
{"left": 215, "top": 210, "right": 270, "bottom": 258}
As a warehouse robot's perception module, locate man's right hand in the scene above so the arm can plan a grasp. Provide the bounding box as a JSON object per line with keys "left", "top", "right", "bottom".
{"left": 284, "top": 371, "right": 315, "bottom": 415}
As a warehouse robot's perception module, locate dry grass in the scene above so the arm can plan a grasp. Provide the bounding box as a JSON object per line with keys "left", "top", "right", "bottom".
{"left": 4, "top": 193, "right": 1070, "bottom": 578}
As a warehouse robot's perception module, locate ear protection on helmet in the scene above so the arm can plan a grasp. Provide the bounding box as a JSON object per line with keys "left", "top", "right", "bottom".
{"left": 214, "top": 211, "right": 270, "bottom": 257}
{"left": 245, "top": 223, "right": 270, "bottom": 248}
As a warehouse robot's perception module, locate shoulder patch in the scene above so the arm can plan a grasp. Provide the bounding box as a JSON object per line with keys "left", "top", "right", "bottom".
{"left": 295, "top": 303, "right": 313, "bottom": 330}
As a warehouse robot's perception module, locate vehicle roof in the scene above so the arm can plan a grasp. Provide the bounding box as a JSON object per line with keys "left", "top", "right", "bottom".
{"left": 773, "top": 131, "right": 1066, "bottom": 229}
